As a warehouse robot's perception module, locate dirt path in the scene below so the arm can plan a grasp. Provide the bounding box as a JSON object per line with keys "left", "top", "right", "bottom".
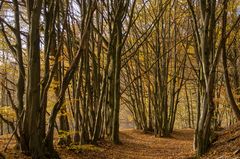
{"left": 58, "top": 129, "right": 195, "bottom": 159}
{"left": 1, "top": 129, "right": 195, "bottom": 159}
{"left": 104, "top": 129, "right": 195, "bottom": 159}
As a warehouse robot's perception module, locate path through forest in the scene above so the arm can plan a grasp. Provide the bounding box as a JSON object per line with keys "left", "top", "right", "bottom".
{"left": 58, "top": 129, "right": 195, "bottom": 159}
{"left": 0, "top": 129, "right": 195, "bottom": 158}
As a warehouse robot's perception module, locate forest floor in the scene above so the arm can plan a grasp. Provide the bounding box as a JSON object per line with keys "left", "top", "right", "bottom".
{"left": 1, "top": 125, "right": 240, "bottom": 159}
{"left": 202, "top": 122, "right": 240, "bottom": 158}
{"left": 57, "top": 129, "right": 195, "bottom": 159}
{"left": 0, "top": 129, "right": 195, "bottom": 159}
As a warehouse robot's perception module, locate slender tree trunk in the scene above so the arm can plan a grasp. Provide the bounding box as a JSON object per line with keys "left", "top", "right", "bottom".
{"left": 22, "top": 1, "right": 45, "bottom": 158}
{"left": 221, "top": 0, "right": 240, "bottom": 120}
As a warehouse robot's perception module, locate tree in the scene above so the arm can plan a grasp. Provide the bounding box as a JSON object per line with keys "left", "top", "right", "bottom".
{"left": 221, "top": 0, "right": 240, "bottom": 120}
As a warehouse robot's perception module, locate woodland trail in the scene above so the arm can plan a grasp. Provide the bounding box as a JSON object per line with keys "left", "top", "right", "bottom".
{"left": 104, "top": 129, "right": 195, "bottom": 159}
{"left": 58, "top": 129, "right": 195, "bottom": 159}
{"left": 0, "top": 129, "right": 195, "bottom": 158}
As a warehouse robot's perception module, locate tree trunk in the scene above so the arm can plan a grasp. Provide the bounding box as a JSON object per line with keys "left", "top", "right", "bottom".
{"left": 221, "top": 0, "right": 240, "bottom": 120}
{"left": 21, "top": 1, "right": 45, "bottom": 158}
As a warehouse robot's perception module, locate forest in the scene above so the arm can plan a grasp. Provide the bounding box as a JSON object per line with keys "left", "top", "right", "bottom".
{"left": 0, "top": 0, "right": 240, "bottom": 158}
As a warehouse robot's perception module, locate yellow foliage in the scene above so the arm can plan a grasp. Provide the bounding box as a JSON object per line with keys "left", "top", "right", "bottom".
{"left": 0, "top": 106, "right": 16, "bottom": 120}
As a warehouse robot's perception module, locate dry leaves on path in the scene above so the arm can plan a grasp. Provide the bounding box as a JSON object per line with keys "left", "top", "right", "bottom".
{"left": 59, "top": 129, "right": 195, "bottom": 159}
{"left": 1, "top": 129, "right": 195, "bottom": 159}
